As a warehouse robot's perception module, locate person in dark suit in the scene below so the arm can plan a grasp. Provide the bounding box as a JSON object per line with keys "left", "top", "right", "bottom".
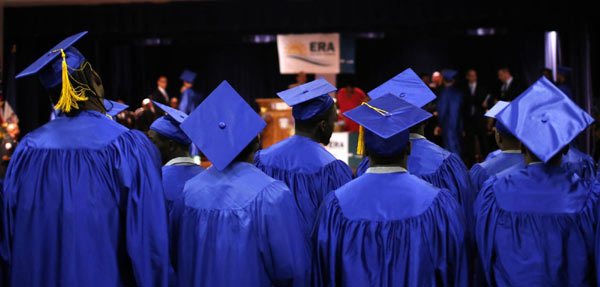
{"left": 150, "top": 75, "right": 169, "bottom": 105}
{"left": 462, "top": 69, "right": 490, "bottom": 166}
{"left": 497, "top": 67, "right": 525, "bottom": 102}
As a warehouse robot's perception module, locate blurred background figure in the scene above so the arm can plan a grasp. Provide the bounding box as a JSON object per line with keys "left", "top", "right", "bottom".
{"left": 541, "top": 68, "right": 553, "bottom": 82}
{"left": 496, "top": 67, "right": 525, "bottom": 102}
{"left": 430, "top": 71, "right": 443, "bottom": 95}
{"left": 288, "top": 71, "right": 307, "bottom": 89}
{"left": 556, "top": 66, "right": 573, "bottom": 99}
{"left": 437, "top": 69, "right": 463, "bottom": 155}
{"left": 420, "top": 72, "right": 432, "bottom": 87}
{"left": 0, "top": 92, "right": 19, "bottom": 125}
{"left": 462, "top": 69, "right": 490, "bottom": 166}
{"left": 169, "top": 97, "right": 179, "bottom": 109}
{"left": 115, "top": 99, "right": 136, "bottom": 129}
{"left": 150, "top": 75, "right": 169, "bottom": 105}
{"left": 179, "top": 70, "right": 203, "bottom": 115}
{"left": 0, "top": 123, "right": 20, "bottom": 179}
{"left": 336, "top": 75, "right": 367, "bottom": 132}
{"left": 135, "top": 98, "right": 160, "bottom": 133}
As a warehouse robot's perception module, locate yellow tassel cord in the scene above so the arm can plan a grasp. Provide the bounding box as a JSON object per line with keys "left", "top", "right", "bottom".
{"left": 356, "top": 102, "right": 390, "bottom": 156}
{"left": 53, "top": 49, "right": 92, "bottom": 113}
{"left": 357, "top": 125, "right": 365, "bottom": 155}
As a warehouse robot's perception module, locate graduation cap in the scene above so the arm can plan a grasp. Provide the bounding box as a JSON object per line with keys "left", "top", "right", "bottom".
{"left": 103, "top": 99, "right": 128, "bottom": 117}
{"left": 484, "top": 101, "right": 512, "bottom": 137}
{"left": 368, "top": 68, "right": 436, "bottom": 108}
{"left": 150, "top": 100, "right": 191, "bottom": 145}
{"left": 16, "top": 31, "right": 90, "bottom": 113}
{"left": 180, "top": 70, "right": 197, "bottom": 83}
{"left": 180, "top": 80, "right": 266, "bottom": 170}
{"left": 441, "top": 69, "right": 458, "bottom": 82}
{"left": 277, "top": 78, "right": 336, "bottom": 120}
{"left": 496, "top": 77, "right": 594, "bottom": 163}
{"left": 344, "top": 93, "right": 432, "bottom": 157}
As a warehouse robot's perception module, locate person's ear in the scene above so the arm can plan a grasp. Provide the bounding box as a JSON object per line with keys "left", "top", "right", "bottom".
{"left": 405, "top": 141, "right": 412, "bottom": 156}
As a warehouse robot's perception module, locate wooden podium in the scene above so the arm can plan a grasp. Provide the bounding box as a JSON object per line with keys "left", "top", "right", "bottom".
{"left": 256, "top": 98, "right": 294, "bottom": 148}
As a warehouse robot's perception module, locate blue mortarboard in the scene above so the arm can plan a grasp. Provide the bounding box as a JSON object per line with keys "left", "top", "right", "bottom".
{"left": 344, "top": 94, "right": 432, "bottom": 156}
{"left": 103, "top": 99, "right": 128, "bottom": 117}
{"left": 557, "top": 66, "right": 572, "bottom": 76}
{"left": 496, "top": 77, "right": 594, "bottom": 163}
{"left": 441, "top": 69, "right": 458, "bottom": 82}
{"left": 16, "top": 31, "right": 88, "bottom": 88}
{"left": 181, "top": 80, "right": 266, "bottom": 170}
{"left": 180, "top": 70, "right": 197, "bottom": 83}
{"left": 150, "top": 100, "right": 191, "bottom": 145}
{"left": 484, "top": 101, "right": 512, "bottom": 137}
{"left": 277, "top": 78, "right": 336, "bottom": 120}
{"left": 368, "top": 68, "right": 436, "bottom": 108}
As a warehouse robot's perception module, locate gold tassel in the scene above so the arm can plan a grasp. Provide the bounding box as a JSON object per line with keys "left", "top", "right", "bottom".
{"left": 357, "top": 125, "right": 365, "bottom": 155}
{"left": 54, "top": 49, "right": 89, "bottom": 113}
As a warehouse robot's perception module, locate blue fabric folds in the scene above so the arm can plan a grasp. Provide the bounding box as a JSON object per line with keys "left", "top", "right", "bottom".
{"left": 562, "top": 146, "right": 596, "bottom": 180}
{"left": 475, "top": 164, "right": 600, "bottom": 286}
{"left": 0, "top": 111, "right": 169, "bottom": 287}
{"left": 179, "top": 88, "right": 203, "bottom": 115}
{"left": 312, "top": 172, "right": 468, "bottom": 286}
{"left": 254, "top": 135, "right": 353, "bottom": 237}
{"left": 469, "top": 152, "right": 525, "bottom": 193}
{"left": 170, "top": 162, "right": 310, "bottom": 286}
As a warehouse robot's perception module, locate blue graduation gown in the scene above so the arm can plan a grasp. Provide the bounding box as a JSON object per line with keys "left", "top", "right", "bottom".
{"left": 475, "top": 164, "right": 600, "bottom": 286}
{"left": 357, "top": 136, "right": 474, "bottom": 231}
{"left": 437, "top": 86, "right": 464, "bottom": 155}
{"left": 162, "top": 162, "right": 204, "bottom": 212}
{"left": 0, "top": 110, "right": 169, "bottom": 287}
{"left": 254, "top": 135, "right": 353, "bottom": 237}
{"left": 562, "top": 146, "right": 596, "bottom": 180}
{"left": 312, "top": 170, "right": 468, "bottom": 286}
{"left": 170, "top": 162, "right": 310, "bottom": 286}
{"left": 469, "top": 151, "right": 525, "bottom": 193}
{"left": 179, "top": 88, "right": 203, "bottom": 115}
{"left": 485, "top": 149, "right": 502, "bottom": 161}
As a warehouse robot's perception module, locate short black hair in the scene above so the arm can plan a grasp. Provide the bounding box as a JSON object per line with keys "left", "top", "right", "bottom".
{"left": 366, "top": 145, "right": 407, "bottom": 165}
{"left": 234, "top": 136, "right": 260, "bottom": 163}
{"left": 294, "top": 104, "right": 335, "bottom": 131}
{"left": 499, "top": 67, "right": 511, "bottom": 74}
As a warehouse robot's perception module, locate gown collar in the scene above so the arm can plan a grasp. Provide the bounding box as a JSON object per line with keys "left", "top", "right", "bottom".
{"left": 409, "top": 133, "right": 426, "bottom": 140}
{"left": 165, "top": 157, "right": 198, "bottom": 166}
{"left": 502, "top": 149, "right": 522, "bottom": 154}
{"left": 366, "top": 166, "right": 407, "bottom": 174}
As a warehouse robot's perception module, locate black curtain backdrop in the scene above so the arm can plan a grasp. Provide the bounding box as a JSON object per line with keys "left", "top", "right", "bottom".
{"left": 2, "top": 0, "right": 596, "bottom": 136}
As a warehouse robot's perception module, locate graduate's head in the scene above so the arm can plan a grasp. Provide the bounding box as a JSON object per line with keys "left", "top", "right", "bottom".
{"left": 170, "top": 97, "right": 179, "bottom": 109}
{"left": 494, "top": 121, "right": 520, "bottom": 151}
{"left": 345, "top": 94, "right": 432, "bottom": 168}
{"left": 466, "top": 69, "right": 477, "bottom": 84}
{"left": 277, "top": 78, "right": 337, "bottom": 145}
{"left": 294, "top": 102, "right": 336, "bottom": 145}
{"left": 180, "top": 80, "right": 266, "bottom": 171}
{"left": 496, "top": 76, "right": 593, "bottom": 165}
{"left": 149, "top": 100, "right": 191, "bottom": 164}
{"left": 15, "top": 32, "right": 106, "bottom": 116}
{"left": 148, "top": 129, "right": 190, "bottom": 165}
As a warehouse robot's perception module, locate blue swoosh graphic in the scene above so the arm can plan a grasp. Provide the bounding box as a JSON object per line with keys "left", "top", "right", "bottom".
{"left": 286, "top": 55, "right": 333, "bottom": 67}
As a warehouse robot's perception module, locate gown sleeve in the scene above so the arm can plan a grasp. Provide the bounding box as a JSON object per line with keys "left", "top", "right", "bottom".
{"left": 258, "top": 181, "right": 310, "bottom": 286}
{"left": 469, "top": 163, "right": 489, "bottom": 195}
{"left": 356, "top": 157, "right": 369, "bottom": 177}
{"left": 117, "top": 130, "right": 169, "bottom": 287}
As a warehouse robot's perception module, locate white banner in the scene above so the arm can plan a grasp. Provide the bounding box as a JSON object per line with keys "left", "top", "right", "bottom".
{"left": 325, "top": 132, "right": 349, "bottom": 164}
{"left": 277, "top": 33, "right": 340, "bottom": 74}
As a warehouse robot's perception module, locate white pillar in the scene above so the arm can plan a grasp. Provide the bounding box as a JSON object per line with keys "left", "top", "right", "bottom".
{"left": 0, "top": 0, "right": 4, "bottom": 76}
{"left": 544, "top": 31, "right": 558, "bottom": 82}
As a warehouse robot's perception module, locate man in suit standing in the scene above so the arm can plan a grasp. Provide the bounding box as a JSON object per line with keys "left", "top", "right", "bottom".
{"left": 150, "top": 75, "right": 169, "bottom": 105}
{"left": 462, "top": 69, "right": 490, "bottom": 166}
{"left": 497, "top": 67, "right": 525, "bottom": 102}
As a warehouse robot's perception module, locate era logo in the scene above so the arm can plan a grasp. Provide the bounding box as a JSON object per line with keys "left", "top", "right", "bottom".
{"left": 310, "top": 42, "right": 335, "bottom": 52}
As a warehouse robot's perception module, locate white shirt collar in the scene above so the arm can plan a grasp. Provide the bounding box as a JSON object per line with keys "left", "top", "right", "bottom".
{"left": 158, "top": 87, "right": 167, "bottom": 95}
{"left": 366, "top": 166, "right": 407, "bottom": 174}
{"left": 502, "top": 149, "right": 521, "bottom": 154}
{"left": 506, "top": 77, "right": 513, "bottom": 87}
{"left": 165, "top": 157, "right": 198, "bottom": 167}
{"left": 409, "top": 133, "right": 426, "bottom": 140}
